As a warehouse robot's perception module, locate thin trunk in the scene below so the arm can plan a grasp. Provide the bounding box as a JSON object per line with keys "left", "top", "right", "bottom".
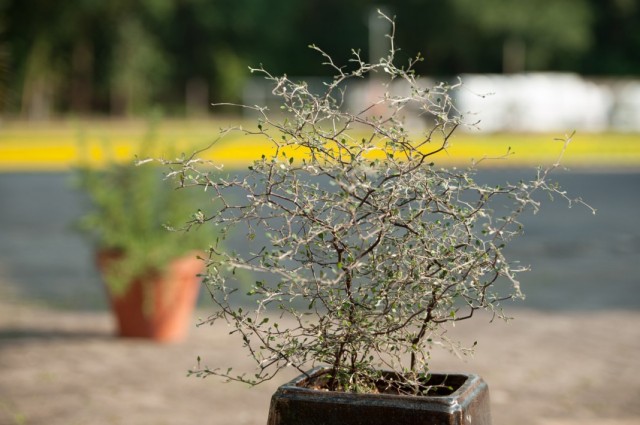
{"left": 71, "top": 41, "right": 94, "bottom": 114}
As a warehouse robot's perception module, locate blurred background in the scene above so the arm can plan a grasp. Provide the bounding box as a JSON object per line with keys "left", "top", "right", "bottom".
{"left": 1, "top": 1, "right": 639, "bottom": 425}
{"left": 0, "top": 0, "right": 638, "bottom": 121}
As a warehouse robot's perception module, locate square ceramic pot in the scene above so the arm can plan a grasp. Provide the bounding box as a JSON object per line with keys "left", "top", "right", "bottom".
{"left": 267, "top": 367, "right": 491, "bottom": 425}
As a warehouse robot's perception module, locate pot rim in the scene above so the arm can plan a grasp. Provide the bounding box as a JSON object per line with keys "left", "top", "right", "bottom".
{"left": 274, "top": 366, "right": 487, "bottom": 411}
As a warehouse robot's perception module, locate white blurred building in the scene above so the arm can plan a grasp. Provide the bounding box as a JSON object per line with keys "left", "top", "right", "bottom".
{"left": 456, "top": 73, "right": 640, "bottom": 133}
{"left": 243, "top": 73, "right": 640, "bottom": 133}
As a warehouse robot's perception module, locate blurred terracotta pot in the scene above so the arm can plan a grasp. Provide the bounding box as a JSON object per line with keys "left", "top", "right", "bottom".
{"left": 96, "top": 251, "right": 204, "bottom": 343}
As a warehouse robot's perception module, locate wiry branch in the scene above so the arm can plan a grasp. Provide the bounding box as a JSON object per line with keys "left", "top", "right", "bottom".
{"left": 162, "top": 11, "right": 592, "bottom": 394}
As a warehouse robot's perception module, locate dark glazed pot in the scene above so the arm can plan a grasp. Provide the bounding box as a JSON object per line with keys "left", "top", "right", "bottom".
{"left": 267, "top": 367, "right": 491, "bottom": 425}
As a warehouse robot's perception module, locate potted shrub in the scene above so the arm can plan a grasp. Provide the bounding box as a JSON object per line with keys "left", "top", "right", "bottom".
{"left": 165, "top": 13, "right": 591, "bottom": 423}
{"left": 76, "top": 124, "right": 211, "bottom": 343}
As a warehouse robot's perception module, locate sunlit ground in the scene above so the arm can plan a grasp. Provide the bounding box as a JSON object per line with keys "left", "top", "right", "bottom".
{"left": 1, "top": 118, "right": 639, "bottom": 171}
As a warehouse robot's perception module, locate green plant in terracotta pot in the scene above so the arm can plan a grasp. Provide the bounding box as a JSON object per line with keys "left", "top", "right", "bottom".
{"left": 76, "top": 123, "right": 212, "bottom": 343}
{"left": 164, "top": 12, "right": 591, "bottom": 423}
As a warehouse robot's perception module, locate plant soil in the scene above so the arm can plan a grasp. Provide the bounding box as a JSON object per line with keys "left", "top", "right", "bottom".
{"left": 301, "top": 369, "right": 461, "bottom": 396}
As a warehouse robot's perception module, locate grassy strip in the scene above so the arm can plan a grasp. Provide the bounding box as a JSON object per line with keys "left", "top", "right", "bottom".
{"left": 1, "top": 120, "right": 639, "bottom": 171}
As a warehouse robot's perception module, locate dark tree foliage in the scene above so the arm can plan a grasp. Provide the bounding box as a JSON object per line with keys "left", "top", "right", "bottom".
{"left": 584, "top": 0, "right": 640, "bottom": 75}
{"left": 0, "top": 0, "right": 638, "bottom": 116}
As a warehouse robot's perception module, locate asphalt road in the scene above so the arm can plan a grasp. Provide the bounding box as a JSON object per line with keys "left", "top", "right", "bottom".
{"left": 1, "top": 170, "right": 639, "bottom": 311}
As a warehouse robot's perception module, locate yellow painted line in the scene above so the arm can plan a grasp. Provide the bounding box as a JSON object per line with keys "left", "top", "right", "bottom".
{"left": 1, "top": 121, "right": 639, "bottom": 171}
{"left": 441, "top": 133, "right": 640, "bottom": 169}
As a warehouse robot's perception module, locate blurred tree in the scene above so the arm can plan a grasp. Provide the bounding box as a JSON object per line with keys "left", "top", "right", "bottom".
{"left": 585, "top": 0, "right": 640, "bottom": 75}
{"left": 0, "top": 0, "right": 637, "bottom": 117}
{"left": 390, "top": 0, "right": 488, "bottom": 76}
{"left": 3, "top": 0, "right": 111, "bottom": 117}
{"left": 110, "top": 17, "right": 169, "bottom": 116}
{"left": 0, "top": 0, "right": 10, "bottom": 112}
{"left": 5, "top": 0, "right": 59, "bottom": 118}
{"left": 449, "top": 0, "right": 593, "bottom": 73}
